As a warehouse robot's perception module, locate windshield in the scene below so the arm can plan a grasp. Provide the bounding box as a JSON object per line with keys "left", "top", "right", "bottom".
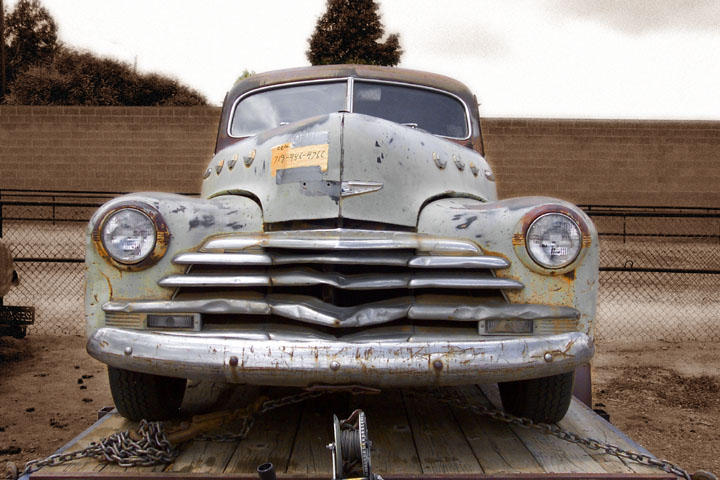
{"left": 230, "top": 81, "right": 347, "bottom": 137}
{"left": 230, "top": 79, "right": 469, "bottom": 138}
{"left": 353, "top": 81, "right": 468, "bottom": 138}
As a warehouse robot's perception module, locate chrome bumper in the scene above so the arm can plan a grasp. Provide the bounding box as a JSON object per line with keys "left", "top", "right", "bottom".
{"left": 87, "top": 328, "right": 594, "bottom": 386}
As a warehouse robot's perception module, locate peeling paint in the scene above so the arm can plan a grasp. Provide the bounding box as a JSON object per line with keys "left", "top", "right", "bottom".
{"left": 189, "top": 215, "right": 215, "bottom": 230}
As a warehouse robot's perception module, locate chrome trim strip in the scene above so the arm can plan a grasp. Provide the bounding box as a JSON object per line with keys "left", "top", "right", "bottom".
{"left": 201, "top": 229, "right": 482, "bottom": 254}
{"left": 408, "top": 256, "right": 509, "bottom": 269}
{"left": 88, "top": 328, "right": 593, "bottom": 386}
{"left": 174, "top": 252, "right": 274, "bottom": 265}
{"left": 158, "top": 270, "right": 523, "bottom": 291}
{"left": 173, "top": 251, "right": 410, "bottom": 266}
{"left": 104, "top": 295, "right": 578, "bottom": 328}
{"left": 173, "top": 252, "right": 509, "bottom": 269}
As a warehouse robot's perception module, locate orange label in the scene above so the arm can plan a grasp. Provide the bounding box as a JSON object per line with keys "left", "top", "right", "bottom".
{"left": 271, "top": 143, "right": 329, "bottom": 176}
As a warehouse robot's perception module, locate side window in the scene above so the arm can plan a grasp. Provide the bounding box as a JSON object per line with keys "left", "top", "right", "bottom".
{"left": 353, "top": 81, "right": 468, "bottom": 138}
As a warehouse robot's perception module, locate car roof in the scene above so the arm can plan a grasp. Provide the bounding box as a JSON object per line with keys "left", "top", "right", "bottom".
{"left": 226, "top": 64, "right": 477, "bottom": 108}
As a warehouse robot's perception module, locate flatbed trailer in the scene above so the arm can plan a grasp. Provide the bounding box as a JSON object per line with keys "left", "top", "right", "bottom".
{"left": 24, "top": 384, "right": 676, "bottom": 480}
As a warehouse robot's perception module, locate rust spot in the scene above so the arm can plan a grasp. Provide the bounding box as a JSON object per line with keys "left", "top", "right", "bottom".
{"left": 99, "top": 271, "right": 113, "bottom": 298}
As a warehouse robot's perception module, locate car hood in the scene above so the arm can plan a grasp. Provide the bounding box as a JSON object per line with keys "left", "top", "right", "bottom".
{"left": 202, "top": 113, "right": 496, "bottom": 227}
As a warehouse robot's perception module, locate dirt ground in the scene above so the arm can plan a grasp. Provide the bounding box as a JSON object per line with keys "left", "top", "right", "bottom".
{"left": 1, "top": 335, "right": 719, "bottom": 477}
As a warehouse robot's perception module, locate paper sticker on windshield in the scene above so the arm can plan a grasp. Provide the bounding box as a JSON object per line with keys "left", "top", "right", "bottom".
{"left": 271, "top": 143, "right": 329, "bottom": 177}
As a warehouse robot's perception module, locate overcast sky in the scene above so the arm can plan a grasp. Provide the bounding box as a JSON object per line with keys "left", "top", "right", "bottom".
{"left": 7, "top": 0, "right": 720, "bottom": 119}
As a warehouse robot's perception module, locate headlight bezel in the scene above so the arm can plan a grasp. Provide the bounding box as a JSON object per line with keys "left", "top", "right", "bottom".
{"left": 513, "top": 205, "right": 592, "bottom": 275}
{"left": 92, "top": 202, "right": 170, "bottom": 271}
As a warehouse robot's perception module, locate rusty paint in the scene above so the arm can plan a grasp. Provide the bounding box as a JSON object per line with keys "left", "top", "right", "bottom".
{"left": 98, "top": 271, "right": 113, "bottom": 299}
{"left": 469, "top": 162, "right": 479, "bottom": 176}
{"left": 452, "top": 154, "right": 465, "bottom": 171}
{"left": 243, "top": 149, "right": 256, "bottom": 168}
{"left": 228, "top": 153, "right": 238, "bottom": 170}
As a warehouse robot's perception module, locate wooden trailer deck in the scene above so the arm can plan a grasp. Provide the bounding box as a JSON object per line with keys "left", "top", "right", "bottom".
{"left": 30, "top": 385, "right": 673, "bottom": 480}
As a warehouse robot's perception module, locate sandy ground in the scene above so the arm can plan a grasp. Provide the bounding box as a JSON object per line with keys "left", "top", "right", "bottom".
{"left": 1, "top": 335, "right": 718, "bottom": 477}
{"left": 593, "top": 340, "right": 720, "bottom": 474}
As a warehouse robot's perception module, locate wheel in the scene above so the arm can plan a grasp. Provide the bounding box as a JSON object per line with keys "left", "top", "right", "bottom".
{"left": 108, "top": 366, "right": 186, "bottom": 421}
{"left": 498, "top": 371, "right": 574, "bottom": 423}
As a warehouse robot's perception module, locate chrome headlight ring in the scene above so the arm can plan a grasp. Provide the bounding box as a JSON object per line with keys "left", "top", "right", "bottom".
{"left": 92, "top": 202, "right": 170, "bottom": 270}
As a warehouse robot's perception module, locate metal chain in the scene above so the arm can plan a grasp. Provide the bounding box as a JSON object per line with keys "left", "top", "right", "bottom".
{"left": 433, "top": 390, "right": 694, "bottom": 480}
{"left": 199, "top": 389, "right": 326, "bottom": 442}
{"left": 15, "top": 387, "right": 706, "bottom": 480}
{"left": 20, "top": 420, "right": 176, "bottom": 478}
{"left": 16, "top": 390, "right": 326, "bottom": 478}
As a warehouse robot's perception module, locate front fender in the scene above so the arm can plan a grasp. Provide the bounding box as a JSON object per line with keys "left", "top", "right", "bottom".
{"left": 85, "top": 192, "right": 263, "bottom": 336}
{"left": 417, "top": 197, "right": 598, "bottom": 336}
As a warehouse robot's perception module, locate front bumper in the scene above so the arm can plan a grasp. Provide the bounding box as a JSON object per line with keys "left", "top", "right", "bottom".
{"left": 87, "top": 327, "right": 594, "bottom": 386}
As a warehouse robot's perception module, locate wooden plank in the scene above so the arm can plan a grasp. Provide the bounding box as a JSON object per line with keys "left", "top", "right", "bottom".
{"left": 166, "top": 441, "right": 238, "bottom": 474}
{"left": 560, "top": 399, "right": 660, "bottom": 474}
{"left": 284, "top": 394, "right": 343, "bottom": 475}
{"left": 449, "top": 385, "right": 543, "bottom": 473}
{"left": 353, "top": 390, "right": 422, "bottom": 475}
{"left": 223, "top": 403, "right": 302, "bottom": 474}
{"left": 479, "top": 384, "right": 608, "bottom": 474}
{"left": 403, "top": 388, "right": 481, "bottom": 474}
{"left": 42, "top": 414, "right": 133, "bottom": 473}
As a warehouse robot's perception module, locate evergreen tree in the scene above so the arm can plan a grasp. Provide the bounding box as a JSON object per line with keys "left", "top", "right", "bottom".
{"left": 306, "top": 0, "right": 402, "bottom": 66}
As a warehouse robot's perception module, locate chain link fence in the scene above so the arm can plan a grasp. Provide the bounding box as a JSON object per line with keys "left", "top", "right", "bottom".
{"left": 584, "top": 206, "right": 720, "bottom": 342}
{"left": 0, "top": 190, "right": 113, "bottom": 335}
{"left": 1, "top": 191, "right": 718, "bottom": 341}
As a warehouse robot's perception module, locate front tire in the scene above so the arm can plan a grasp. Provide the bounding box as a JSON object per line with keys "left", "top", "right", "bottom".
{"left": 498, "top": 371, "right": 574, "bottom": 423}
{"left": 108, "top": 366, "right": 186, "bottom": 421}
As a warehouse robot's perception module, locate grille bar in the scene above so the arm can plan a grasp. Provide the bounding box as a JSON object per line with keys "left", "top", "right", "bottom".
{"left": 158, "top": 269, "right": 523, "bottom": 290}
{"left": 104, "top": 294, "right": 579, "bottom": 328}
{"left": 202, "top": 229, "right": 482, "bottom": 254}
{"left": 172, "top": 252, "right": 509, "bottom": 269}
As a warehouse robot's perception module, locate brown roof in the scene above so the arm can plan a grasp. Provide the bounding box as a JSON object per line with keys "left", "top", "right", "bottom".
{"left": 226, "top": 64, "right": 477, "bottom": 107}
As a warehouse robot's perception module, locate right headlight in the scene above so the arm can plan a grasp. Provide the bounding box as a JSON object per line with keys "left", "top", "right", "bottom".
{"left": 526, "top": 213, "right": 582, "bottom": 269}
{"left": 92, "top": 202, "right": 169, "bottom": 270}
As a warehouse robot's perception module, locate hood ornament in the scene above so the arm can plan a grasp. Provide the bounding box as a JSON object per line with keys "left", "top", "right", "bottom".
{"left": 340, "top": 181, "right": 383, "bottom": 198}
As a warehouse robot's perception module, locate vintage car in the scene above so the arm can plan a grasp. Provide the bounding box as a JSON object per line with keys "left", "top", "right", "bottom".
{"left": 85, "top": 65, "right": 597, "bottom": 423}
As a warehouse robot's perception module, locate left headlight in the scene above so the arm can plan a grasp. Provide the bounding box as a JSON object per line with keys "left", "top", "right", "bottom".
{"left": 526, "top": 213, "right": 582, "bottom": 269}
{"left": 101, "top": 209, "right": 156, "bottom": 264}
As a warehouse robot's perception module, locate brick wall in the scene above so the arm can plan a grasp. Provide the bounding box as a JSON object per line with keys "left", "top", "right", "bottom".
{"left": 0, "top": 106, "right": 221, "bottom": 193}
{"left": 481, "top": 118, "right": 720, "bottom": 207}
{"left": 1, "top": 106, "right": 719, "bottom": 207}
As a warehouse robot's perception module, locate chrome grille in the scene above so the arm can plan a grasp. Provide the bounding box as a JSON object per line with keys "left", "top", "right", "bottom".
{"left": 120, "top": 229, "right": 580, "bottom": 330}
